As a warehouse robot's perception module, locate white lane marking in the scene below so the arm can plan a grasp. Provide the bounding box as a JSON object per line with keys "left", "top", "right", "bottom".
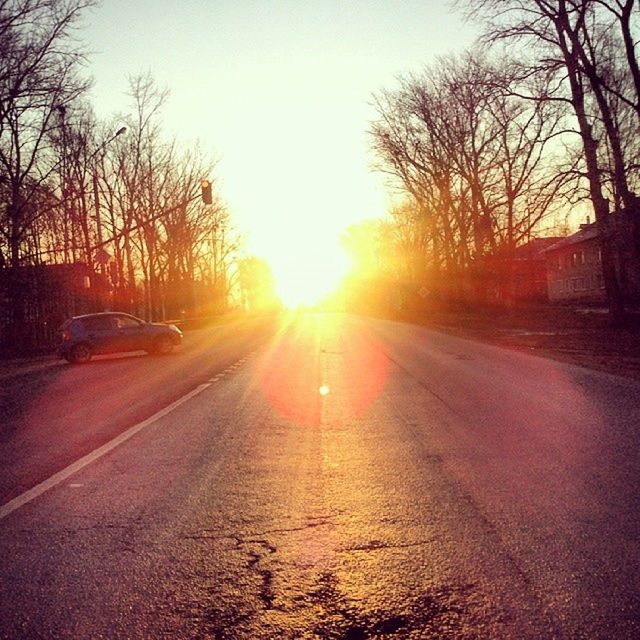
{"left": 207, "top": 352, "right": 255, "bottom": 384}
{"left": 0, "top": 382, "right": 211, "bottom": 521}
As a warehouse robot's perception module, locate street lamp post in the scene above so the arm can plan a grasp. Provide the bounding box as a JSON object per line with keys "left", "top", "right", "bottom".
{"left": 91, "top": 126, "right": 126, "bottom": 283}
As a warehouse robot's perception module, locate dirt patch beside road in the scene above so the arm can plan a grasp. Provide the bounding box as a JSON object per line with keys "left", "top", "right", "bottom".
{"left": 407, "top": 306, "right": 640, "bottom": 380}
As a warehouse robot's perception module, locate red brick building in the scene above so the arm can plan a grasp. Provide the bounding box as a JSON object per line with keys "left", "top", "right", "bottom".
{"left": 475, "top": 237, "right": 562, "bottom": 305}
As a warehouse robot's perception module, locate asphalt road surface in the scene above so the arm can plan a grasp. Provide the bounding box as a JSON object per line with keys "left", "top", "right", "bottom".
{"left": 1, "top": 312, "right": 640, "bottom": 639}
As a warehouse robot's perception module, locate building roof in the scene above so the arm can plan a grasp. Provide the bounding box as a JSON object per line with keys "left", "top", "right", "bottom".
{"left": 513, "top": 236, "right": 564, "bottom": 260}
{"left": 541, "top": 223, "right": 599, "bottom": 253}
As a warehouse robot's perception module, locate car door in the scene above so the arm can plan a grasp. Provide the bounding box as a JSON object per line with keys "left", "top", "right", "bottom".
{"left": 82, "top": 315, "right": 117, "bottom": 354}
{"left": 112, "top": 314, "right": 147, "bottom": 352}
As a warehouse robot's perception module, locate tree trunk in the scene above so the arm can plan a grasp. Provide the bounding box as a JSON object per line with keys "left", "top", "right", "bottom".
{"left": 619, "top": 1, "right": 640, "bottom": 119}
{"left": 556, "top": 14, "right": 626, "bottom": 324}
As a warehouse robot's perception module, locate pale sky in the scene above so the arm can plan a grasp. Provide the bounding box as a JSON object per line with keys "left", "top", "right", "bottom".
{"left": 81, "top": 0, "right": 477, "bottom": 305}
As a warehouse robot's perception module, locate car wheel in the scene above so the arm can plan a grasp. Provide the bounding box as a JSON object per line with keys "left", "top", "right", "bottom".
{"left": 69, "top": 343, "right": 92, "bottom": 364}
{"left": 151, "top": 335, "right": 174, "bottom": 355}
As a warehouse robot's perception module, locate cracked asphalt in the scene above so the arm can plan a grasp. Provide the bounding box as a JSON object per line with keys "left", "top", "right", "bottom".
{"left": 2, "top": 312, "right": 640, "bottom": 638}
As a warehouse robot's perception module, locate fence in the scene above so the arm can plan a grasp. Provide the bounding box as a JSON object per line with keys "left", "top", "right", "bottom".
{"left": 0, "top": 263, "right": 102, "bottom": 353}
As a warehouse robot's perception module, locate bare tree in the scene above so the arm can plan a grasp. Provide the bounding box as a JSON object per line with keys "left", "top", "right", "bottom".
{"left": 466, "top": 0, "right": 640, "bottom": 321}
{"left": 237, "top": 256, "right": 279, "bottom": 313}
{"left": 370, "top": 52, "right": 569, "bottom": 306}
{"left": 91, "top": 74, "right": 237, "bottom": 320}
{"left": 0, "top": 0, "right": 93, "bottom": 268}
{"left": 0, "top": 0, "right": 93, "bottom": 344}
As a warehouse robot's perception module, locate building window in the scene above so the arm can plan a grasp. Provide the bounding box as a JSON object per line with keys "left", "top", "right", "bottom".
{"left": 597, "top": 248, "right": 602, "bottom": 262}
{"left": 580, "top": 251, "right": 585, "bottom": 264}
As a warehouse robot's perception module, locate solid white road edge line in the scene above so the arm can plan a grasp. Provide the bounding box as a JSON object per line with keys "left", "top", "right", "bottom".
{"left": 0, "top": 382, "right": 211, "bottom": 521}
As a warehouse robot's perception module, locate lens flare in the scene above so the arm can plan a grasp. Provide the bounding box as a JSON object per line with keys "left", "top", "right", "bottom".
{"left": 255, "top": 315, "right": 389, "bottom": 425}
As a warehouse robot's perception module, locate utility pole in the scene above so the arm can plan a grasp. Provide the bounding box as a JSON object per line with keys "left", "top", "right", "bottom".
{"left": 91, "top": 127, "right": 127, "bottom": 290}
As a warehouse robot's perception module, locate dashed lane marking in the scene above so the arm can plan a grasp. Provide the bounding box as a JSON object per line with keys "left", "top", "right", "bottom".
{"left": 0, "top": 350, "right": 261, "bottom": 521}
{"left": 207, "top": 350, "right": 258, "bottom": 383}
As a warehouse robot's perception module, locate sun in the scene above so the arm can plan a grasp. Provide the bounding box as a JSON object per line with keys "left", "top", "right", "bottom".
{"left": 269, "top": 243, "right": 349, "bottom": 309}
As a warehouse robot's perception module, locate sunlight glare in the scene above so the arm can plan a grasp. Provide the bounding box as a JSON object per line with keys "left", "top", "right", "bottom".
{"left": 269, "top": 240, "right": 349, "bottom": 309}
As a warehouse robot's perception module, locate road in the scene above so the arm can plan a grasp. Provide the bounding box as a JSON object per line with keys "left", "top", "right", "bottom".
{"left": 0, "top": 315, "right": 279, "bottom": 505}
{"left": 1, "top": 312, "right": 640, "bottom": 639}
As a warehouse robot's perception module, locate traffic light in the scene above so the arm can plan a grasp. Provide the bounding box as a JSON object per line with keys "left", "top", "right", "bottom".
{"left": 201, "top": 179, "right": 212, "bottom": 205}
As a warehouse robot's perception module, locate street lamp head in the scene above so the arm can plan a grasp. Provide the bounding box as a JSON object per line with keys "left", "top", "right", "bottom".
{"left": 115, "top": 126, "right": 127, "bottom": 137}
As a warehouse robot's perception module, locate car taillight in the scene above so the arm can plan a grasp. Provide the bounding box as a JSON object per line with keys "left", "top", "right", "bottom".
{"left": 62, "top": 329, "right": 71, "bottom": 342}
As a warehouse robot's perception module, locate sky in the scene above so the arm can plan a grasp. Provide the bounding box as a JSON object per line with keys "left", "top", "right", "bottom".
{"left": 80, "top": 0, "right": 477, "bottom": 305}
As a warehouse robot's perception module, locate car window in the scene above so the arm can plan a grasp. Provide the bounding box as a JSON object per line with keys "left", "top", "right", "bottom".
{"left": 115, "top": 315, "right": 142, "bottom": 329}
{"left": 81, "top": 316, "right": 113, "bottom": 332}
